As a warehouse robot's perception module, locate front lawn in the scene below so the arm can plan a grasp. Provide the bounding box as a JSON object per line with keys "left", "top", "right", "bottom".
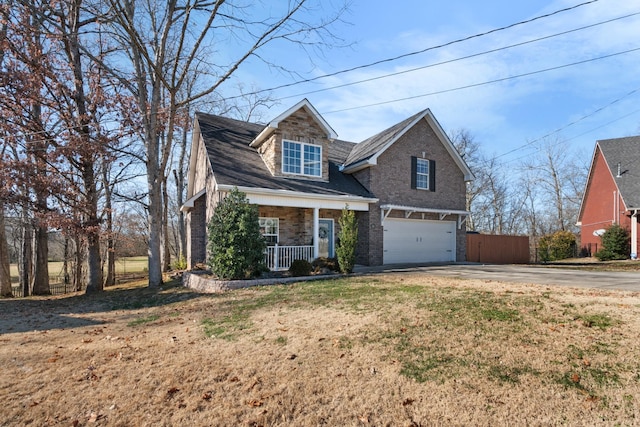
{"left": 1, "top": 274, "right": 639, "bottom": 425}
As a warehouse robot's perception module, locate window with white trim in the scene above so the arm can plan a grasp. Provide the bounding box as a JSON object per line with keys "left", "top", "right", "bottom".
{"left": 415, "top": 158, "right": 429, "bottom": 189}
{"left": 282, "top": 140, "right": 321, "bottom": 177}
{"left": 411, "top": 157, "right": 436, "bottom": 191}
{"left": 259, "top": 217, "right": 279, "bottom": 246}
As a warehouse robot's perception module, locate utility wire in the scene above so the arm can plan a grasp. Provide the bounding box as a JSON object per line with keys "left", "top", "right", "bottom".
{"left": 494, "top": 87, "right": 640, "bottom": 160}
{"left": 277, "top": 11, "right": 640, "bottom": 101}
{"left": 500, "top": 107, "right": 640, "bottom": 166}
{"left": 221, "top": 0, "right": 600, "bottom": 102}
{"left": 320, "top": 47, "right": 640, "bottom": 114}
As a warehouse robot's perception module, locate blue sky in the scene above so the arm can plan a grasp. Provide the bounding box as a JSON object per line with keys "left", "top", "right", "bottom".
{"left": 228, "top": 0, "right": 640, "bottom": 166}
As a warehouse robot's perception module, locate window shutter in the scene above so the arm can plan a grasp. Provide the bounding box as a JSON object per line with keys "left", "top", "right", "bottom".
{"left": 410, "top": 156, "right": 417, "bottom": 189}
{"left": 429, "top": 159, "right": 436, "bottom": 192}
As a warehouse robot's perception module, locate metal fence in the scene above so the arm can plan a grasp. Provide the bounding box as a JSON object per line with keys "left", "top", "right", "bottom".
{"left": 9, "top": 273, "right": 147, "bottom": 297}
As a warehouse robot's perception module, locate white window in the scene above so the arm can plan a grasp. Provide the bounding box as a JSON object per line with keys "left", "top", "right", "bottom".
{"left": 415, "top": 158, "right": 429, "bottom": 190}
{"left": 259, "top": 217, "right": 279, "bottom": 246}
{"left": 282, "top": 140, "right": 321, "bottom": 177}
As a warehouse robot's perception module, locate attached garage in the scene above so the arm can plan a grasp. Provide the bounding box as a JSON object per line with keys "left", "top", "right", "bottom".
{"left": 383, "top": 218, "right": 456, "bottom": 264}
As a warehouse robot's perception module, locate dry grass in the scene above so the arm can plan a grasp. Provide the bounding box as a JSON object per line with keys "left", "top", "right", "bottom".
{"left": 1, "top": 273, "right": 639, "bottom": 426}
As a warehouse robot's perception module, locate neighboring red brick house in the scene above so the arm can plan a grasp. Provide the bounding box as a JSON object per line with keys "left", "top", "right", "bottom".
{"left": 577, "top": 136, "right": 640, "bottom": 258}
{"left": 182, "top": 99, "right": 473, "bottom": 270}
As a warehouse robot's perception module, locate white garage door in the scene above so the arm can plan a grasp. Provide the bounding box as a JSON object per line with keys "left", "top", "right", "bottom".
{"left": 383, "top": 218, "right": 456, "bottom": 264}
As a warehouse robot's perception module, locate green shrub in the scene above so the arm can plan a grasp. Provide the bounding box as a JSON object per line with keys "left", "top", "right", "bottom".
{"left": 336, "top": 206, "right": 358, "bottom": 274}
{"left": 596, "top": 224, "right": 630, "bottom": 261}
{"left": 207, "top": 188, "right": 266, "bottom": 279}
{"left": 289, "top": 259, "right": 313, "bottom": 277}
{"left": 172, "top": 254, "right": 187, "bottom": 270}
{"left": 538, "top": 231, "right": 576, "bottom": 262}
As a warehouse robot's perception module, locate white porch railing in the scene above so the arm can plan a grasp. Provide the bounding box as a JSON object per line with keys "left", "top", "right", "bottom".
{"left": 264, "top": 244, "right": 314, "bottom": 271}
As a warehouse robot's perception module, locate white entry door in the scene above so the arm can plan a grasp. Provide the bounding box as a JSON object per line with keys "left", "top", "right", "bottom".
{"left": 383, "top": 218, "right": 456, "bottom": 264}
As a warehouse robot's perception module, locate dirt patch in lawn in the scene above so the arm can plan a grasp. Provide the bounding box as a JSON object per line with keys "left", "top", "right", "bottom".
{"left": 1, "top": 274, "right": 639, "bottom": 426}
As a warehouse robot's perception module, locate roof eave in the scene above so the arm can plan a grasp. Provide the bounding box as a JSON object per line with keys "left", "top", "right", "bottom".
{"left": 216, "top": 184, "right": 378, "bottom": 210}
{"left": 249, "top": 125, "right": 275, "bottom": 147}
{"left": 250, "top": 99, "right": 338, "bottom": 148}
{"left": 341, "top": 157, "right": 376, "bottom": 174}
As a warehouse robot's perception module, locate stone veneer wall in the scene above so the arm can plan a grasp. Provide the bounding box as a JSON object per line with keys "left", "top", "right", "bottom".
{"left": 183, "top": 271, "right": 336, "bottom": 293}
{"left": 255, "top": 107, "right": 331, "bottom": 180}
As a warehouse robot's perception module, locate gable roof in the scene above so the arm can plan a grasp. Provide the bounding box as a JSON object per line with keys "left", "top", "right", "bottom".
{"left": 195, "top": 112, "right": 373, "bottom": 200}
{"left": 598, "top": 136, "right": 640, "bottom": 209}
{"left": 341, "top": 108, "right": 474, "bottom": 181}
{"left": 249, "top": 98, "right": 337, "bottom": 147}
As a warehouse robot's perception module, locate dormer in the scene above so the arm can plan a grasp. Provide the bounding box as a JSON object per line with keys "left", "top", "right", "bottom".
{"left": 250, "top": 99, "right": 337, "bottom": 181}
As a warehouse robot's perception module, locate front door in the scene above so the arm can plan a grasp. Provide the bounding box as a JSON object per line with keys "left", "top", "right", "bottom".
{"left": 318, "top": 219, "right": 334, "bottom": 258}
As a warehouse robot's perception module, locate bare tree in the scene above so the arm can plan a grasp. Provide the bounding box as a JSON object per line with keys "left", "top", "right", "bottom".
{"left": 0, "top": 2, "right": 13, "bottom": 297}
{"left": 88, "top": 0, "right": 349, "bottom": 286}
{"left": 450, "top": 129, "right": 483, "bottom": 231}
{"left": 522, "top": 137, "right": 586, "bottom": 234}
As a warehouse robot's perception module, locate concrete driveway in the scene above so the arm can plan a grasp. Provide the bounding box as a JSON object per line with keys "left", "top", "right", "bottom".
{"left": 355, "top": 263, "right": 640, "bottom": 292}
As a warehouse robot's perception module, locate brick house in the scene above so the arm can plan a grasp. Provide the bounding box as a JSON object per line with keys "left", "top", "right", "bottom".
{"left": 577, "top": 136, "right": 640, "bottom": 258}
{"left": 182, "top": 99, "right": 474, "bottom": 270}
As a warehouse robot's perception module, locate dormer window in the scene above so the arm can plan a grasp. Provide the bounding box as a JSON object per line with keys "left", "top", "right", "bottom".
{"left": 282, "top": 140, "right": 322, "bottom": 177}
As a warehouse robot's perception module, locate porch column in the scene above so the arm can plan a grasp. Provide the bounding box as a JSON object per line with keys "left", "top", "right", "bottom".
{"left": 632, "top": 210, "right": 638, "bottom": 259}
{"left": 313, "top": 207, "right": 319, "bottom": 259}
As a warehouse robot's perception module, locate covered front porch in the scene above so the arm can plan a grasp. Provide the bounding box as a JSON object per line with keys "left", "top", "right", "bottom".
{"left": 225, "top": 185, "right": 375, "bottom": 271}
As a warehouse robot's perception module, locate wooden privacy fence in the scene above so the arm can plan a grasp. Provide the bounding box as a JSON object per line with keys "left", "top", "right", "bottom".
{"left": 466, "top": 234, "right": 530, "bottom": 264}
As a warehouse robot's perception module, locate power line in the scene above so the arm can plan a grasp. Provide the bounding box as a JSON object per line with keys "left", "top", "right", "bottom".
{"left": 277, "top": 11, "right": 640, "bottom": 101}
{"left": 221, "top": 0, "right": 600, "bottom": 102}
{"left": 503, "top": 107, "right": 640, "bottom": 166}
{"left": 320, "top": 47, "right": 640, "bottom": 114}
{"left": 495, "top": 87, "right": 640, "bottom": 160}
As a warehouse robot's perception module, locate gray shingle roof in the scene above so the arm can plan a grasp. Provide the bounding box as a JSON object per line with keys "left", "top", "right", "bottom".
{"left": 598, "top": 135, "right": 640, "bottom": 209}
{"left": 343, "top": 110, "right": 426, "bottom": 167}
{"left": 196, "top": 112, "right": 373, "bottom": 199}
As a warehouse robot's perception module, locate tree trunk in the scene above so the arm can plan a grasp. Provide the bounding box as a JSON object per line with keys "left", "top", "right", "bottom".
{"left": 31, "top": 221, "right": 50, "bottom": 295}
{"left": 30, "top": 94, "right": 50, "bottom": 295}
{"left": 83, "top": 164, "right": 103, "bottom": 293}
{"left": 162, "top": 175, "right": 171, "bottom": 271}
{"left": 174, "top": 124, "right": 188, "bottom": 260}
{"left": 0, "top": 8, "right": 10, "bottom": 298}
{"left": 0, "top": 202, "right": 13, "bottom": 297}
{"left": 63, "top": 237, "right": 70, "bottom": 285}
{"left": 105, "top": 237, "right": 116, "bottom": 287}
{"left": 148, "top": 176, "right": 163, "bottom": 286}
{"left": 103, "top": 175, "right": 115, "bottom": 287}
{"left": 63, "top": 1, "right": 103, "bottom": 293}
{"left": 20, "top": 206, "right": 32, "bottom": 297}
{"left": 73, "top": 234, "right": 84, "bottom": 292}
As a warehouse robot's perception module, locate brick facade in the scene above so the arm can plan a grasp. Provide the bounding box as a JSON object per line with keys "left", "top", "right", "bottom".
{"left": 186, "top": 104, "right": 470, "bottom": 270}
{"left": 186, "top": 195, "right": 207, "bottom": 268}
{"left": 353, "top": 119, "right": 467, "bottom": 263}
{"left": 580, "top": 147, "right": 638, "bottom": 256}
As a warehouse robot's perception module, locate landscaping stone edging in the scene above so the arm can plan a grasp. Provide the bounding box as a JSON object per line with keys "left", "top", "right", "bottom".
{"left": 182, "top": 271, "right": 338, "bottom": 293}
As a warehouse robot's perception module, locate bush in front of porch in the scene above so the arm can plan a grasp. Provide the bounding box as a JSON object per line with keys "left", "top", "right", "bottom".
{"left": 336, "top": 206, "right": 358, "bottom": 274}
{"left": 207, "top": 188, "right": 267, "bottom": 279}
